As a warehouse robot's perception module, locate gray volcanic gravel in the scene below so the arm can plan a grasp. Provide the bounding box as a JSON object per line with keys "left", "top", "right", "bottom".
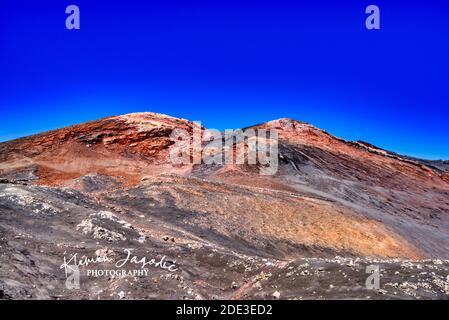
{"left": 1, "top": 181, "right": 448, "bottom": 300}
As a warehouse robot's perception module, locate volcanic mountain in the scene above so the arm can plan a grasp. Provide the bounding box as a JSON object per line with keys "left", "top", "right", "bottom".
{"left": 1, "top": 112, "right": 448, "bottom": 300}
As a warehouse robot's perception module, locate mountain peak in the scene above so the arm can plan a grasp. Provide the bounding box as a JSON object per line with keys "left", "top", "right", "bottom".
{"left": 250, "top": 118, "right": 322, "bottom": 135}
{"left": 112, "top": 112, "right": 202, "bottom": 130}
{"left": 266, "top": 117, "right": 311, "bottom": 129}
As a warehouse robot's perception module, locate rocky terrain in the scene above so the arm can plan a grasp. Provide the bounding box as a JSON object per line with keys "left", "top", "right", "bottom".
{"left": 1, "top": 112, "right": 448, "bottom": 300}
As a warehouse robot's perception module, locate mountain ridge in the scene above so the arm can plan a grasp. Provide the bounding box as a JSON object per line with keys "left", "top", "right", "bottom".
{"left": 1, "top": 111, "right": 449, "bottom": 299}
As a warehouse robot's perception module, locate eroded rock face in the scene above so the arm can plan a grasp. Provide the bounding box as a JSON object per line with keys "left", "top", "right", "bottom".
{"left": 0, "top": 112, "right": 448, "bottom": 300}
{"left": 442, "top": 172, "right": 449, "bottom": 183}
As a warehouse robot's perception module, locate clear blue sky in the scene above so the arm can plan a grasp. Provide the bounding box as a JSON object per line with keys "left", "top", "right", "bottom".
{"left": 0, "top": 1, "right": 448, "bottom": 159}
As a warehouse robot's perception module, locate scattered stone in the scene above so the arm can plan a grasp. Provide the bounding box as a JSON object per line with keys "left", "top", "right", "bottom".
{"left": 162, "top": 235, "right": 175, "bottom": 242}
{"left": 118, "top": 291, "right": 126, "bottom": 299}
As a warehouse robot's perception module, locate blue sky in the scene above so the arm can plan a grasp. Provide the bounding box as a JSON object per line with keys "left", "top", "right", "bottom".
{"left": 0, "top": 1, "right": 448, "bottom": 159}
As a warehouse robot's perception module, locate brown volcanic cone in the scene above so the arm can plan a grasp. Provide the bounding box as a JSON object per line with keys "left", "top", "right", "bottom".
{"left": 0, "top": 112, "right": 448, "bottom": 262}
{"left": 211, "top": 118, "right": 449, "bottom": 258}
{"left": 0, "top": 112, "right": 202, "bottom": 186}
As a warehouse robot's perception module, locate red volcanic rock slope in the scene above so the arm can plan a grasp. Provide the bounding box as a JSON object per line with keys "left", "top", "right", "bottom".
{"left": 0, "top": 112, "right": 202, "bottom": 186}
{"left": 1, "top": 112, "right": 448, "bottom": 259}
